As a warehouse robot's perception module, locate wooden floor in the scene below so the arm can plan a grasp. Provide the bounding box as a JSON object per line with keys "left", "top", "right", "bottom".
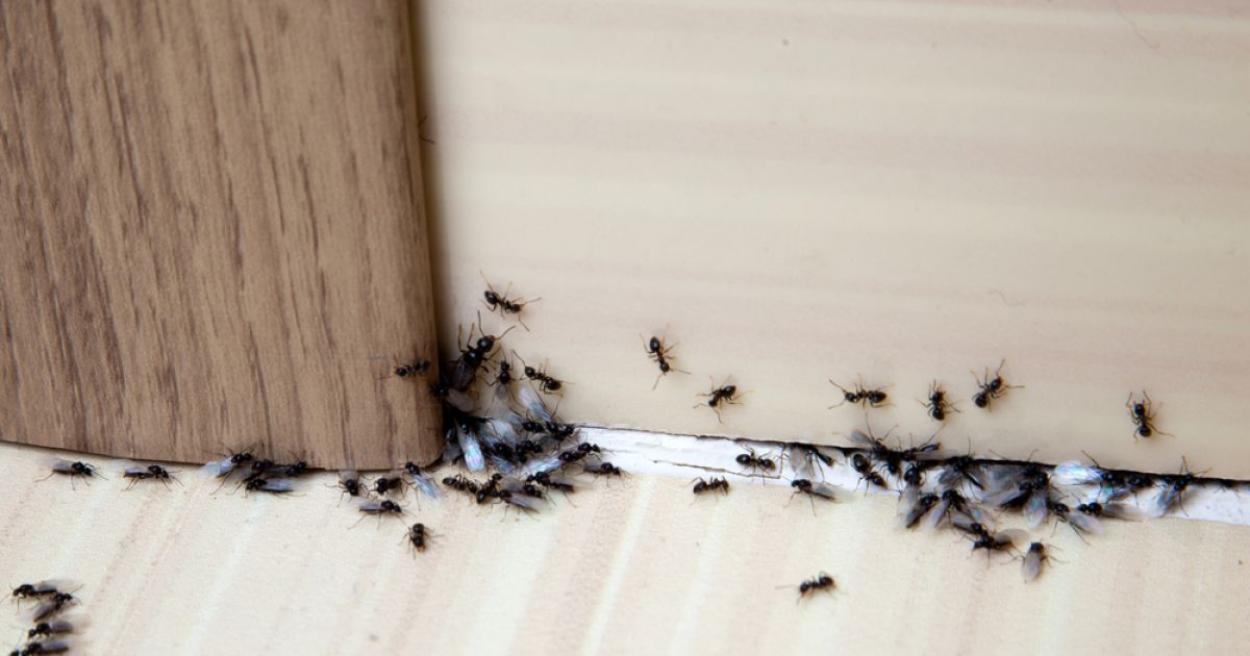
{"left": 2, "top": 442, "right": 1248, "bottom": 655}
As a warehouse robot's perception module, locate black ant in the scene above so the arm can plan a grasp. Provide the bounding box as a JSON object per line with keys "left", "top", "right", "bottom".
{"left": 790, "top": 572, "right": 835, "bottom": 602}
{"left": 40, "top": 460, "right": 101, "bottom": 488}
{"left": 358, "top": 499, "right": 404, "bottom": 516}
{"left": 643, "top": 335, "right": 687, "bottom": 389}
{"left": 692, "top": 477, "right": 730, "bottom": 495}
{"left": 27, "top": 619, "right": 74, "bottom": 640}
{"left": 375, "top": 356, "right": 430, "bottom": 381}
{"left": 31, "top": 592, "right": 76, "bottom": 621}
{"left": 449, "top": 313, "right": 514, "bottom": 391}
{"left": 16, "top": 639, "right": 71, "bottom": 655}
{"left": 584, "top": 462, "right": 625, "bottom": 477}
{"left": 243, "top": 477, "right": 294, "bottom": 495}
{"left": 828, "top": 377, "right": 889, "bottom": 409}
{"left": 11, "top": 582, "right": 63, "bottom": 601}
{"left": 527, "top": 471, "right": 576, "bottom": 493}
{"left": 922, "top": 381, "right": 958, "bottom": 421}
{"left": 373, "top": 475, "right": 405, "bottom": 496}
{"left": 491, "top": 360, "right": 516, "bottom": 387}
{"left": 848, "top": 453, "right": 888, "bottom": 491}
{"left": 514, "top": 352, "right": 564, "bottom": 393}
{"left": 122, "top": 463, "right": 179, "bottom": 488}
{"left": 335, "top": 470, "right": 362, "bottom": 498}
{"left": 696, "top": 378, "right": 743, "bottom": 421}
{"left": 964, "top": 524, "right": 1023, "bottom": 559}
{"left": 1126, "top": 391, "right": 1167, "bottom": 440}
{"left": 971, "top": 359, "right": 1020, "bottom": 409}
{"left": 788, "top": 479, "right": 840, "bottom": 510}
{"left": 482, "top": 274, "right": 539, "bottom": 330}
{"left": 406, "top": 523, "right": 429, "bottom": 553}
{"left": 736, "top": 448, "right": 777, "bottom": 475}
{"left": 443, "top": 474, "right": 480, "bottom": 498}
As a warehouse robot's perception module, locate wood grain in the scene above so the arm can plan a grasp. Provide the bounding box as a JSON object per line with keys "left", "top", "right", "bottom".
{"left": 0, "top": 1, "right": 441, "bottom": 468}
{"left": 1, "top": 441, "right": 1247, "bottom": 655}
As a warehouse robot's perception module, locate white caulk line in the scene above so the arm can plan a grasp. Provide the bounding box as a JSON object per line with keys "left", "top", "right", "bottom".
{"left": 580, "top": 475, "right": 659, "bottom": 655}
{"left": 577, "top": 426, "right": 1250, "bottom": 528}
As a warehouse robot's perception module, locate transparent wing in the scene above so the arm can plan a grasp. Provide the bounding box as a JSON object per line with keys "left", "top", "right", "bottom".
{"left": 260, "top": 479, "right": 295, "bottom": 493}
{"left": 198, "top": 458, "right": 234, "bottom": 479}
{"left": 457, "top": 425, "right": 486, "bottom": 472}
{"left": 1052, "top": 461, "right": 1102, "bottom": 486}
{"left": 1024, "top": 489, "right": 1049, "bottom": 529}
{"left": 1022, "top": 549, "right": 1042, "bottom": 582}
{"left": 1068, "top": 510, "right": 1104, "bottom": 535}
{"left": 518, "top": 385, "right": 553, "bottom": 424}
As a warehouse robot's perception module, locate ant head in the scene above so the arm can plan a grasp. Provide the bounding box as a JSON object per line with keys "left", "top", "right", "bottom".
{"left": 723, "top": 385, "right": 737, "bottom": 395}
{"left": 648, "top": 336, "right": 661, "bottom": 353}
{"left": 524, "top": 365, "right": 538, "bottom": 377}
{"left": 484, "top": 290, "right": 500, "bottom": 303}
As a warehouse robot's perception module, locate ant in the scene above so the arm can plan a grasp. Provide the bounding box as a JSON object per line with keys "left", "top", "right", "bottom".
{"left": 406, "top": 523, "right": 429, "bottom": 553}
{"left": 482, "top": 274, "right": 539, "bottom": 330}
{"left": 16, "top": 640, "right": 71, "bottom": 655}
{"left": 373, "top": 476, "right": 405, "bottom": 496}
{"left": 828, "top": 377, "right": 889, "bottom": 409}
{"left": 788, "top": 479, "right": 840, "bottom": 512}
{"left": 335, "top": 470, "right": 362, "bottom": 498}
{"left": 11, "top": 582, "right": 62, "bottom": 601}
{"left": 122, "top": 463, "right": 179, "bottom": 488}
{"left": 736, "top": 448, "right": 777, "bottom": 475}
{"left": 491, "top": 360, "right": 516, "bottom": 387}
{"left": 448, "top": 313, "right": 514, "bottom": 391}
{"left": 358, "top": 499, "right": 403, "bottom": 516}
{"left": 696, "top": 378, "right": 743, "bottom": 421}
{"left": 527, "top": 471, "right": 576, "bottom": 493}
{"left": 514, "top": 352, "right": 564, "bottom": 393}
{"left": 27, "top": 619, "right": 74, "bottom": 640}
{"left": 243, "top": 477, "right": 294, "bottom": 495}
{"left": 922, "top": 381, "right": 958, "bottom": 421}
{"left": 584, "top": 462, "right": 625, "bottom": 477}
{"left": 788, "top": 572, "right": 835, "bottom": 602}
{"left": 1021, "top": 542, "right": 1056, "bottom": 582}
{"left": 692, "top": 477, "right": 730, "bottom": 495}
{"left": 39, "top": 460, "right": 101, "bottom": 488}
{"left": 643, "top": 335, "right": 687, "bottom": 389}
{"left": 443, "top": 474, "right": 480, "bottom": 497}
{"left": 1126, "top": 391, "right": 1168, "bottom": 440}
{"left": 375, "top": 356, "right": 430, "bottom": 381}
{"left": 971, "top": 359, "right": 1020, "bottom": 410}
{"left": 32, "top": 592, "right": 76, "bottom": 621}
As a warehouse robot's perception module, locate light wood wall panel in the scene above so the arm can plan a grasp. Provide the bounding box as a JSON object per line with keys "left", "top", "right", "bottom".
{"left": 413, "top": 0, "right": 1250, "bottom": 477}
{"left": 0, "top": 1, "right": 440, "bottom": 468}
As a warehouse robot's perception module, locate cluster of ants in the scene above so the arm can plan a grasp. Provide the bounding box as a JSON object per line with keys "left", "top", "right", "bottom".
{"left": 25, "top": 275, "right": 1225, "bottom": 613}
{"left": 8, "top": 580, "right": 80, "bottom": 655}
{"left": 699, "top": 426, "right": 1236, "bottom": 585}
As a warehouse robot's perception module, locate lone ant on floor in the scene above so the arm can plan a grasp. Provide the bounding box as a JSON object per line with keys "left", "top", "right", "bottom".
{"left": 922, "top": 380, "right": 958, "bottom": 422}
{"left": 971, "top": 359, "right": 1021, "bottom": 410}
{"left": 481, "top": 272, "right": 540, "bottom": 330}
{"left": 828, "top": 376, "right": 889, "bottom": 409}
{"left": 642, "top": 335, "right": 687, "bottom": 389}
{"left": 1126, "top": 390, "right": 1169, "bottom": 440}
{"left": 695, "top": 377, "right": 743, "bottom": 422}
{"left": 778, "top": 572, "right": 836, "bottom": 603}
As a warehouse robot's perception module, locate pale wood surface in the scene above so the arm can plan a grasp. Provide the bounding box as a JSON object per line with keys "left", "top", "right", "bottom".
{"left": 1, "top": 442, "right": 1248, "bottom": 655}
{"left": 0, "top": 0, "right": 440, "bottom": 468}
{"left": 413, "top": 0, "right": 1250, "bottom": 477}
